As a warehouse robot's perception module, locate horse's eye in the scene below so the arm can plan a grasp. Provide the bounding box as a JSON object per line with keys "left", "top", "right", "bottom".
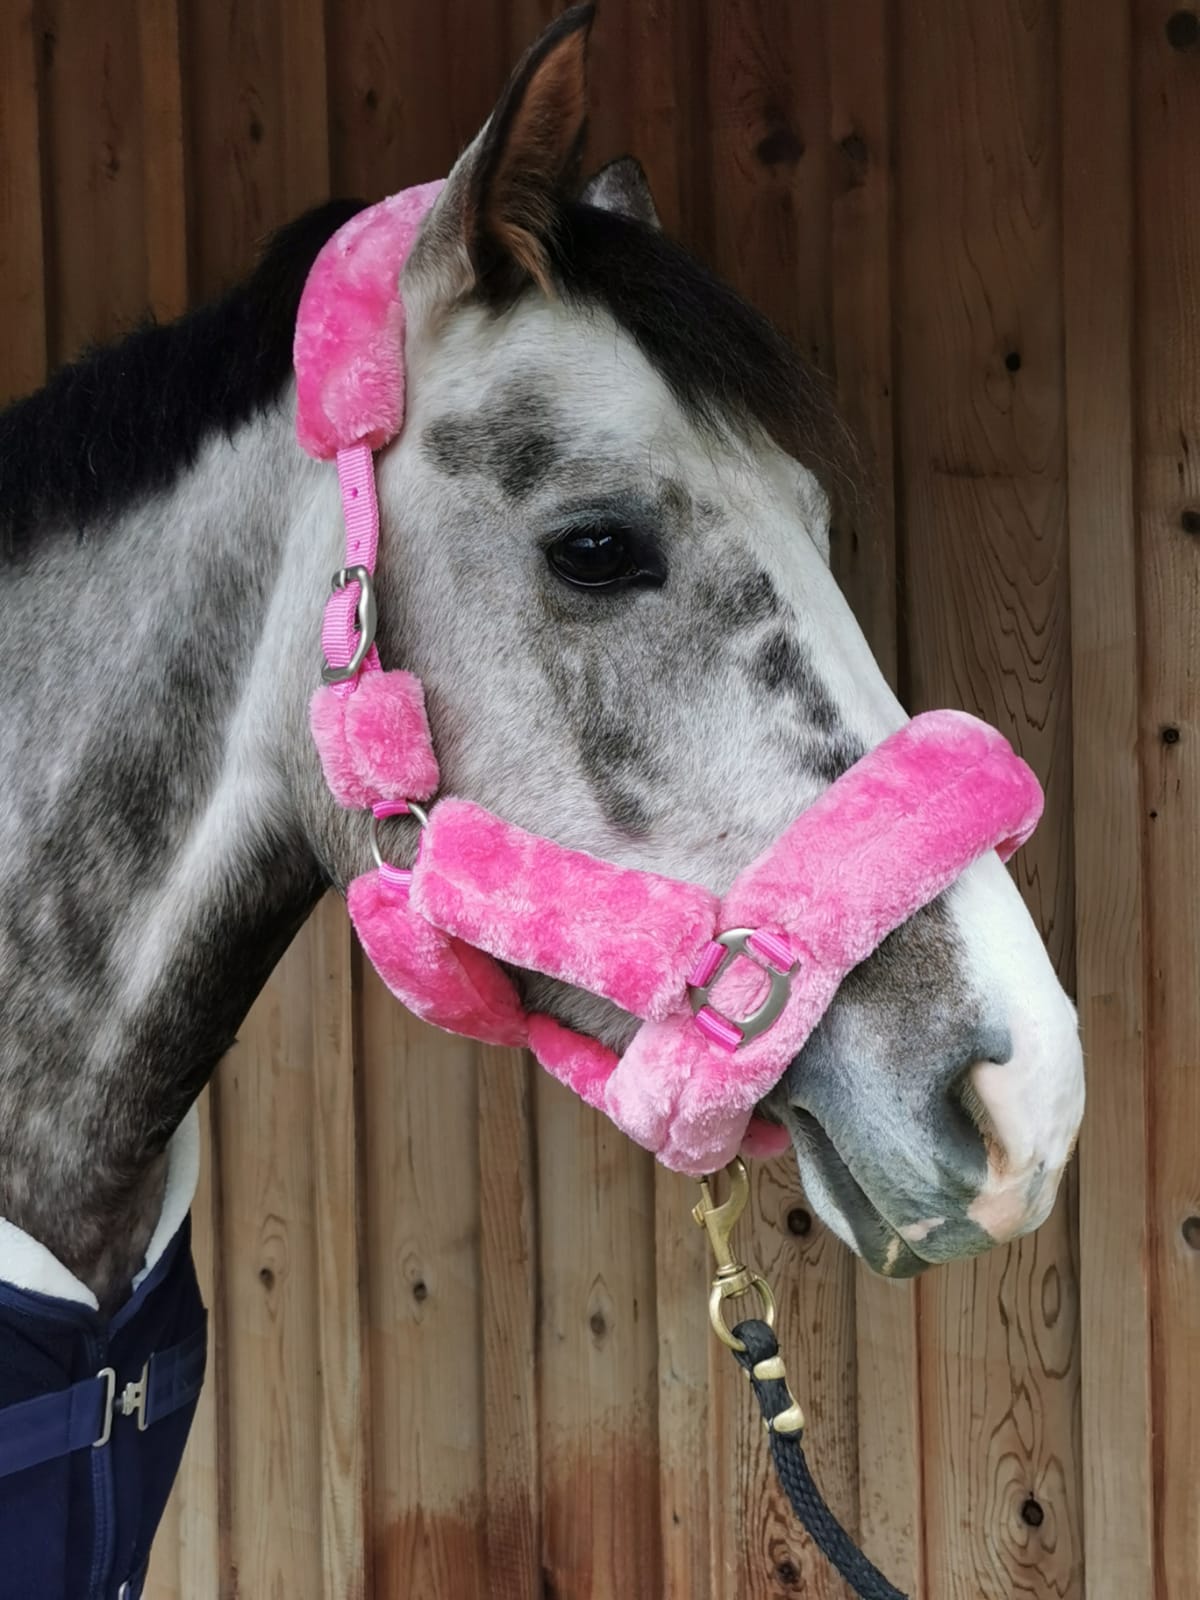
{"left": 546, "top": 525, "right": 664, "bottom": 591}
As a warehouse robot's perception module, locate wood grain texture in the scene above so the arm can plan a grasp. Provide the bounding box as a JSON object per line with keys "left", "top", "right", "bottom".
{"left": 1133, "top": 6, "right": 1200, "bottom": 1595}
{"left": 479, "top": 1045, "right": 541, "bottom": 1600}
{"left": 361, "top": 986, "right": 486, "bottom": 1599}
{"left": 654, "top": 1165, "right": 713, "bottom": 1600}
{"left": 181, "top": 0, "right": 305, "bottom": 298}
{"left": 40, "top": 0, "right": 147, "bottom": 364}
{"left": 217, "top": 929, "right": 326, "bottom": 1599}
{"left": 310, "top": 898, "right": 368, "bottom": 1600}
{"left": 328, "top": 0, "right": 506, "bottom": 199}
{"left": 536, "top": 1073, "right": 663, "bottom": 1599}
{"left": 1061, "top": 1, "right": 1155, "bottom": 1595}
{"left": 826, "top": 7, "right": 921, "bottom": 1593}
{"left": 13, "top": 4, "right": 1199, "bottom": 1596}
{"left": 895, "top": 3, "right": 1082, "bottom": 1597}
{"left": 137, "top": 0, "right": 188, "bottom": 321}
{"left": 0, "top": 0, "right": 46, "bottom": 405}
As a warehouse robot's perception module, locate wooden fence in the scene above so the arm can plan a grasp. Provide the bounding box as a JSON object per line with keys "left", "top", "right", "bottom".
{"left": 1, "top": 1, "right": 1195, "bottom": 1595}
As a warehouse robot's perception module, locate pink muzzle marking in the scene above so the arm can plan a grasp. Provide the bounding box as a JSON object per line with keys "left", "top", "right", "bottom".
{"left": 294, "top": 180, "right": 1047, "bottom": 1176}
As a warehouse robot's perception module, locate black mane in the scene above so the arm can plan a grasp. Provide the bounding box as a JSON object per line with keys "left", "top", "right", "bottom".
{"left": 0, "top": 199, "right": 364, "bottom": 560}
{"left": 553, "top": 200, "right": 855, "bottom": 504}
{"left": 1, "top": 190, "right": 852, "bottom": 562}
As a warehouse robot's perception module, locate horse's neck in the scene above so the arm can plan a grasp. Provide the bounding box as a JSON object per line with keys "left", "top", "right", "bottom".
{"left": 0, "top": 404, "right": 339, "bottom": 1309}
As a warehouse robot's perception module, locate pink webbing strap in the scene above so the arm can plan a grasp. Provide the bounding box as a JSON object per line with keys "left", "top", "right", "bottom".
{"left": 321, "top": 444, "right": 382, "bottom": 692}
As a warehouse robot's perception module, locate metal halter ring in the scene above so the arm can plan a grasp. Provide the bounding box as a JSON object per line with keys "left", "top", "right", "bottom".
{"left": 368, "top": 801, "right": 429, "bottom": 873}
{"left": 321, "top": 565, "right": 377, "bottom": 684}
{"left": 687, "top": 928, "right": 800, "bottom": 1048}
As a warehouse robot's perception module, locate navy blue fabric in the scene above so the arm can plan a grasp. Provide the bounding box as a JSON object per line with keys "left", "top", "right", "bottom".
{"left": 0, "top": 1216, "right": 206, "bottom": 1599}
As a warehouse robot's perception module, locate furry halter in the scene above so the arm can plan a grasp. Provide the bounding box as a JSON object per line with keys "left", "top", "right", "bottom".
{"left": 294, "top": 182, "right": 1044, "bottom": 1177}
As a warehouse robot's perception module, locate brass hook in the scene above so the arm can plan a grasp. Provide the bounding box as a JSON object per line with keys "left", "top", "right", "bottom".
{"left": 693, "top": 1157, "right": 776, "bottom": 1351}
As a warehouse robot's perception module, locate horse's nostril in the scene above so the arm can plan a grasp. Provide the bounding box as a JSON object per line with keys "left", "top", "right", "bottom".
{"left": 947, "top": 1026, "right": 1012, "bottom": 1109}
{"left": 944, "top": 1026, "right": 1013, "bottom": 1161}
{"left": 976, "top": 1023, "right": 1014, "bottom": 1068}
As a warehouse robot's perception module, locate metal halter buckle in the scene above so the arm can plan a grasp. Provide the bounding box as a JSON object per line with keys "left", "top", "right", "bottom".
{"left": 687, "top": 928, "right": 800, "bottom": 1048}
{"left": 321, "top": 565, "right": 377, "bottom": 684}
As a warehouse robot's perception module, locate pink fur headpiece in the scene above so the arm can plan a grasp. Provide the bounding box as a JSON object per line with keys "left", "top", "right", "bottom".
{"left": 295, "top": 184, "right": 1045, "bottom": 1176}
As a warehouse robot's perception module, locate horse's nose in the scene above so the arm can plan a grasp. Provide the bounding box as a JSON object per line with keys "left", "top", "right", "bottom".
{"left": 950, "top": 1012, "right": 1084, "bottom": 1245}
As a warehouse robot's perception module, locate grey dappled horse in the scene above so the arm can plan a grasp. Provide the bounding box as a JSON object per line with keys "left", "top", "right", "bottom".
{"left": 0, "top": 7, "right": 1082, "bottom": 1318}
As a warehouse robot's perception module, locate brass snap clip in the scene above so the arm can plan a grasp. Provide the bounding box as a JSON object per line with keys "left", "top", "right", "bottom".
{"left": 692, "top": 1156, "right": 777, "bottom": 1351}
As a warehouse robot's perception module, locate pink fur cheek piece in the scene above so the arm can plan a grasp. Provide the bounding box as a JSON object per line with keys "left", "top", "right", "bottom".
{"left": 310, "top": 673, "right": 440, "bottom": 810}
{"left": 411, "top": 799, "right": 721, "bottom": 1021}
{"left": 294, "top": 180, "right": 446, "bottom": 459}
{"left": 348, "top": 872, "right": 529, "bottom": 1048}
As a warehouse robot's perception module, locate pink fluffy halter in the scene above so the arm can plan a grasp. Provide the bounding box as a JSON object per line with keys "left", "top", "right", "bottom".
{"left": 294, "top": 184, "right": 1043, "bottom": 1177}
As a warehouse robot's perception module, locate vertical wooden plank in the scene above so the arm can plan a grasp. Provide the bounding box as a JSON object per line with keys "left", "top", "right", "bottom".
{"left": 39, "top": 0, "right": 148, "bottom": 364}
{"left": 653, "top": 1165, "right": 712, "bottom": 1600}
{"left": 0, "top": 0, "right": 47, "bottom": 405}
{"left": 827, "top": 8, "right": 921, "bottom": 1594}
{"left": 279, "top": 0, "right": 331, "bottom": 212}
{"left": 536, "top": 1075, "right": 663, "bottom": 1599}
{"left": 479, "top": 1046, "right": 541, "bottom": 1600}
{"left": 138, "top": 0, "right": 188, "bottom": 323}
{"left": 704, "top": 0, "right": 833, "bottom": 369}
{"left": 182, "top": 0, "right": 309, "bottom": 298}
{"left": 327, "top": 0, "right": 506, "bottom": 202}
{"left": 217, "top": 934, "right": 325, "bottom": 1599}
{"left": 895, "top": 3, "right": 1082, "bottom": 1596}
{"left": 700, "top": 7, "right": 859, "bottom": 1596}
{"left": 362, "top": 992, "right": 485, "bottom": 1599}
{"left": 1061, "top": 2, "right": 1154, "bottom": 1596}
{"left": 311, "top": 899, "right": 368, "bottom": 1600}
{"left": 827, "top": 0, "right": 898, "bottom": 693}
{"left": 1133, "top": 6, "right": 1200, "bottom": 1596}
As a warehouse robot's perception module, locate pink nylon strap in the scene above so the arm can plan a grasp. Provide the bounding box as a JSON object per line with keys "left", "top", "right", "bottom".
{"left": 321, "top": 445, "right": 382, "bottom": 692}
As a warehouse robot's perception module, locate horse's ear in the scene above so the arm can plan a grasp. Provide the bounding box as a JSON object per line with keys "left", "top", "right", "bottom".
{"left": 580, "top": 157, "right": 661, "bottom": 230}
{"left": 413, "top": 5, "right": 593, "bottom": 303}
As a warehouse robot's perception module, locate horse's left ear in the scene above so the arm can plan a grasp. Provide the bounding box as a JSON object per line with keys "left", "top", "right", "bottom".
{"left": 412, "top": 4, "right": 593, "bottom": 302}
{"left": 580, "top": 157, "right": 661, "bottom": 229}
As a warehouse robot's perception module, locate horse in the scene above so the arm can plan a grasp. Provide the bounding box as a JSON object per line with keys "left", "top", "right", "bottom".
{"left": 0, "top": 4, "right": 1083, "bottom": 1584}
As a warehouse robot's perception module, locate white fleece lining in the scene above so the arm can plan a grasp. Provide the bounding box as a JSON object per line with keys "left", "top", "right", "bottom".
{"left": 0, "top": 1103, "right": 201, "bottom": 1312}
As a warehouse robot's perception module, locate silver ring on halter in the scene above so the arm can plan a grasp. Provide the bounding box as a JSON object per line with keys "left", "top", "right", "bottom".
{"left": 687, "top": 927, "right": 799, "bottom": 1047}
{"left": 368, "top": 801, "right": 429, "bottom": 873}
{"left": 321, "top": 565, "right": 377, "bottom": 684}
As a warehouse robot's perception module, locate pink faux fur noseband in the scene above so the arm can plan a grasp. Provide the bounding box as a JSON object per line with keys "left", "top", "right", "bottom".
{"left": 296, "top": 182, "right": 1045, "bottom": 1176}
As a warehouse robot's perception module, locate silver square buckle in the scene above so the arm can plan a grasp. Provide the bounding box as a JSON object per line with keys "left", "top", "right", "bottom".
{"left": 687, "top": 928, "right": 799, "bottom": 1048}
{"left": 93, "top": 1361, "right": 150, "bottom": 1448}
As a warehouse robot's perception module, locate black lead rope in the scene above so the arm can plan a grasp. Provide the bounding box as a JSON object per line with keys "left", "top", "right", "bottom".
{"left": 730, "top": 1318, "right": 910, "bottom": 1600}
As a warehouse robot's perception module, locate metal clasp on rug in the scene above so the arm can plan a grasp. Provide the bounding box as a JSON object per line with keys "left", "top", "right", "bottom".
{"left": 92, "top": 1362, "right": 150, "bottom": 1447}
